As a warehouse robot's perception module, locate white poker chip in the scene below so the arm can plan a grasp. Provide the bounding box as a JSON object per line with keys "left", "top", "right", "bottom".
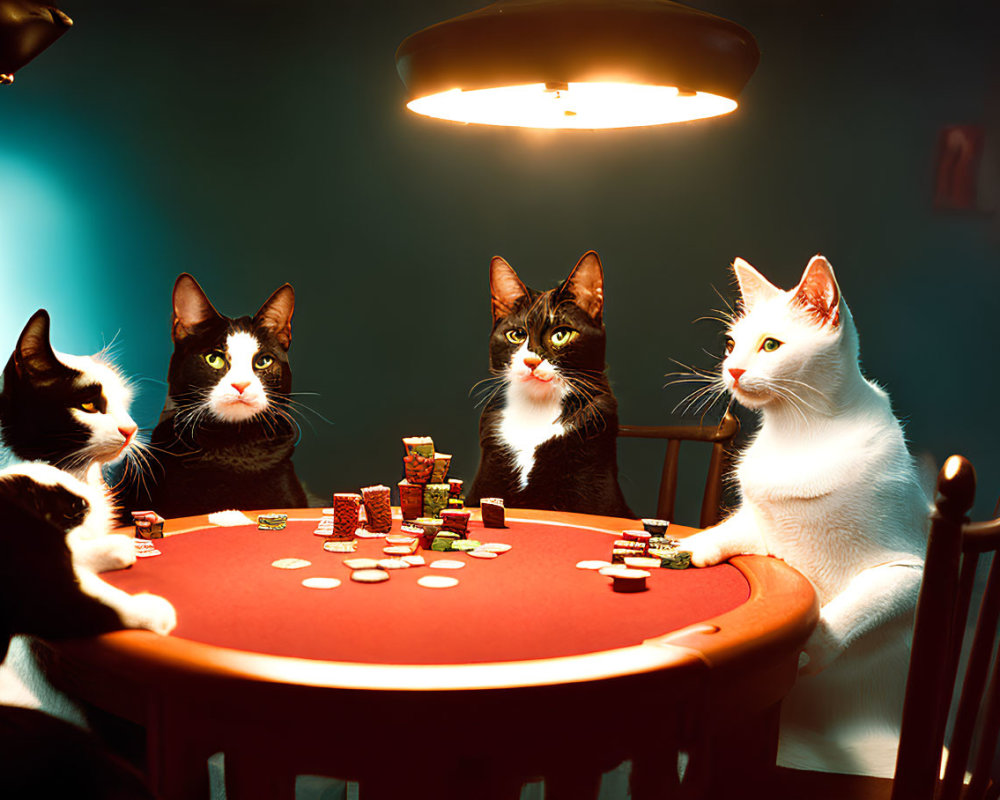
{"left": 377, "top": 558, "right": 410, "bottom": 570}
{"left": 321, "top": 508, "right": 335, "bottom": 515}
{"left": 467, "top": 550, "right": 498, "bottom": 559}
{"left": 383, "top": 545, "right": 414, "bottom": 555}
{"left": 428, "top": 559, "right": 466, "bottom": 570}
{"left": 401, "top": 555, "right": 426, "bottom": 566}
{"left": 624, "top": 556, "right": 661, "bottom": 569}
{"left": 599, "top": 565, "right": 630, "bottom": 577}
{"left": 351, "top": 569, "right": 390, "bottom": 584}
{"left": 417, "top": 575, "right": 459, "bottom": 589}
{"left": 301, "top": 577, "right": 342, "bottom": 589}
{"left": 135, "top": 550, "right": 162, "bottom": 558}
{"left": 576, "top": 560, "right": 613, "bottom": 570}
{"left": 479, "top": 543, "right": 512, "bottom": 553}
{"left": 355, "top": 528, "right": 388, "bottom": 539}
{"left": 343, "top": 558, "right": 380, "bottom": 570}
{"left": 271, "top": 558, "right": 312, "bottom": 570}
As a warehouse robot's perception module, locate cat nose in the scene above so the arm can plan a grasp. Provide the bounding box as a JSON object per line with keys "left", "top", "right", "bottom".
{"left": 728, "top": 368, "right": 746, "bottom": 384}
{"left": 232, "top": 381, "right": 251, "bottom": 394}
{"left": 118, "top": 424, "right": 137, "bottom": 442}
{"left": 523, "top": 354, "right": 542, "bottom": 370}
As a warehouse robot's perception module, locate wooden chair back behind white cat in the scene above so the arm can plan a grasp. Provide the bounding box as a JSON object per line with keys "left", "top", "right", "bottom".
{"left": 895, "top": 454, "right": 1000, "bottom": 800}
{"left": 618, "top": 409, "right": 739, "bottom": 527}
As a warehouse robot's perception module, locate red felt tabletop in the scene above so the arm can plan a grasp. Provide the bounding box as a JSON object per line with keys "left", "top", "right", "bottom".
{"left": 103, "top": 517, "right": 750, "bottom": 665}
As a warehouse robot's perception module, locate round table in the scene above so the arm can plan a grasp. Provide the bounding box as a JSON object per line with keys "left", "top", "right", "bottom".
{"left": 41, "top": 508, "right": 818, "bottom": 800}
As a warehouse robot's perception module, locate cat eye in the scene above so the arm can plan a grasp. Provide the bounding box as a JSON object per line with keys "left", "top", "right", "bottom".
{"left": 549, "top": 327, "right": 578, "bottom": 347}
{"left": 761, "top": 338, "right": 783, "bottom": 353}
{"left": 204, "top": 351, "right": 227, "bottom": 370}
{"left": 78, "top": 401, "right": 98, "bottom": 413}
{"left": 254, "top": 354, "right": 274, "bottom": 370}
{"left": 505, "top": 328, "right": 527, "bottom": 344}
{"left": 724, "top": 337, "right": 735, "bottom": 355}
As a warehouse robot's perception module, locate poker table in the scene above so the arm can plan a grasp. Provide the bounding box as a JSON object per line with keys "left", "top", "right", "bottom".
{"left": 40, "top": 508, "right": 818, "bottom": 800}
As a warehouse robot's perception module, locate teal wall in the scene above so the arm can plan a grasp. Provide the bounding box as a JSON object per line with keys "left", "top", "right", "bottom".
{"left": 2, "top": 0, "right": 998, "bottom": 521}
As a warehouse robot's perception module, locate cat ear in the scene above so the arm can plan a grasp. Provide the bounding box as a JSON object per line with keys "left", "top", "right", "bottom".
{"left": 172, "top": 273, "right": 222, "bottom": 342}
{"left": 14, "top": 310, "right": 61, "bottom": 380}
{"left": 490, "top": 256, "right": 529, "bottom": 322}
{"left": 254, "top": 284, "right": 295, "bottom": 350}
{"left": 792, "top": 255, "right": 841, "bottom": 328}
{"left": 732, "top": 257, "right": 781, "bottom": 310}
{"left": 561, "top": 250, "right": 605, "bottom": 322}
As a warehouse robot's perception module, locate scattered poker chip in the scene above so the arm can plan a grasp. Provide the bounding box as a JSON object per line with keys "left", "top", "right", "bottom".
{"left": 271, "top": 558, "right": 312, "bottom": 570}
{"left": 576, "top": 560, "right": 613, "bottom": 570}
{"left": 135, "top": 549, "right": 162, "bottom": 558}
{"left": 479, "top": 543, "right": 512, "bottom": 554}
{"left": 599, "top": 565, "right": 630, "bottom": 577}
{"left": 257, "top": 513, "right": 288, "bottom": 531}
{"left": 322, "top": 540, "right": 358, "bottom": 553}
{"left": 384, "top": 544, "right": 416, "bottom": 555}
{"left": 343, "top": 558, "right": 380, "bottom": 570}
{"left": 429, "top": 559, "right": 465, "bottom": 570}
{"left": 624, "top": 556, "right": 662, "bottom": 569}
{"left": 450, "top": 539, "right": 482, "bottom": 552}
{"left": 642, "top": 518, "right": 670, "bottom": 535}
{"left": 401, "top": 555, "right": 426, "bottom": 566}
{"left": 417, "top": 575, "right": 459, "bottom": 589}
{"left": 386, "top": 535, "right": 417, "bottom": 546}
{"left": 377, "top": 558, "right": 410, "bottom": 570}
{"left": 467, "top": 549, "right": 498, "bottom": 559}
{"left": 355, "top": 527, "right": 388, "bottom": 539}
{"left": 301, "top": 577, "right": 342, "bottom": 589}
{"left": 351, "top": 569, "right": 390, "bottom": 584}
{"left": 610, "top": 568, "right": 650, "bottom": 593}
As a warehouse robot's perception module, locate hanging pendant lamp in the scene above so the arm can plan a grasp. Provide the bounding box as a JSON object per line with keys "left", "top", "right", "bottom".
{"left": 395, "top": 0, "right": 759, "bottom": 130}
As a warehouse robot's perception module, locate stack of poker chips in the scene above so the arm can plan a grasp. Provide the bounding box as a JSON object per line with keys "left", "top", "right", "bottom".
{"left": 480, "top": 497, "right": 506, "bottom": 528}
{"left": 257, "top": 513, "right": 288, "bottom": 530}
{"left": 398, "top": 436, "right": 463, "bottom": 522}
{"left": 131, "top": 510, "right": 164, "bottom": 539}
{"left": 361, "top": 485, "right": 392, "bottom": 534}
{"left": 612, "top": 527, "right": 691, "bottom": 570}
{"left": 332, "top": 493, "right": 362, "bottom": 540}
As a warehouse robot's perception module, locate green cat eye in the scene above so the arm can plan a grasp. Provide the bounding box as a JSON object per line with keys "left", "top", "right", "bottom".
{"left": 761, "top": 338, "right": 782, "bottom": 353}
{"left": 204, "top": 351, "right": 227, "bottom": 370}
{"left": 549, "top": 327, "right": 578, "bottom": 347}
{"left": 505, "top": 328, "right": 527, "bottom": 344}
{"left": 254, "top": 354, "right": 274, "bottom": 370}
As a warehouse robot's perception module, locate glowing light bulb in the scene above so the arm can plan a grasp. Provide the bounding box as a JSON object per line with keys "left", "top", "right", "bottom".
{"left": 406, "top": 81, "right": 737, "bottom": 129}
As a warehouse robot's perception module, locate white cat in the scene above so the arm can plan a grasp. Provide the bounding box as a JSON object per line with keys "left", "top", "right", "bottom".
{"left": 681, "top": 254, "right": 929, "bottom": 777}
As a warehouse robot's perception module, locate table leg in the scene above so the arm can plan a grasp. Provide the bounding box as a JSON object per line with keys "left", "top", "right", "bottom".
{"left": 146, "top": 700, "right": 219, "bottom": 800}
{"left": 224, "top": 746, "right": 296, "bottom": 800}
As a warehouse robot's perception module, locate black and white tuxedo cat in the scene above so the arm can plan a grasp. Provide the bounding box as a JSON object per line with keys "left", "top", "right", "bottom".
{"left": 126, "top": 274, "right": 308, "bottom": 518}
{"left": 466, "top": 251, "right": 634, "bottom": 518}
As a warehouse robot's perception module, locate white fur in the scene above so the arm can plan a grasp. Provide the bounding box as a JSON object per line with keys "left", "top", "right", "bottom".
{"left": 208, "top": 331, "right": 269, "bottom": 422}
{"left": 497, "top": 343, "right": 567, "bottom": 488}
{"left": 54, "top": 350, "right": 138, "bottom": 478}
{"left": 683, "top": 259, "right": 929, "bottom": 777}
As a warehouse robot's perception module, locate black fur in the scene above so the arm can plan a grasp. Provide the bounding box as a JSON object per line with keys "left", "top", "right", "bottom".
{"left": 0, "top": 310, "right": 104, "bottom": 470}
{"left": 123, "top": 274, "right": 307, "bottom": 518}
{"left": 0, "top": 475, "right": 151, "bottom": 799}
{"left": 466, "top": 252, "right": 634, "bottom": 518}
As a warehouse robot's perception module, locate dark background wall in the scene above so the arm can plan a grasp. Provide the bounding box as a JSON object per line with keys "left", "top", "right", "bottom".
{"left": 2, "top": 0, "right": 998, "bottom": 522}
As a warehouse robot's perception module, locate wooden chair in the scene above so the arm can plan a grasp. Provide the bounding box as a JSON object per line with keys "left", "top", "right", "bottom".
{"left": 618, "top": 409, "right": 740, "bottom": 528}
{"left": 759, "top": 454, "right": 1000, "bottom": 800}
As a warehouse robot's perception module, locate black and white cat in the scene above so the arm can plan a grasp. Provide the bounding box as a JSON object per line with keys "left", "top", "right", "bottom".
{"left": 466, "top": 251, "right": 634, "bottom": 518}
{"left": 125, "top": 273, "right": 308, "bottom": 518}
{"left": 0, "top": 463, "right": 169, "bottom": 798}
{"left": 0, "top": 309, "right": 146, "bottom": 572}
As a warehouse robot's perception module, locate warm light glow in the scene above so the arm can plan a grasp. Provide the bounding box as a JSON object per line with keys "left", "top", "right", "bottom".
{"left": 406, "top": 81, "right": 738, "bottom": 129}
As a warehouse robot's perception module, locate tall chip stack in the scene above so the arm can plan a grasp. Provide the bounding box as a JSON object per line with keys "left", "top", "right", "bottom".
{"left": 332, "top": 493, "right": 362, "bottom": 540}
{"left": 398, "top": 435, "right": 463, "bottom": 523}
{"left": 361, "top": 485, "right": 392, "bottom": 534}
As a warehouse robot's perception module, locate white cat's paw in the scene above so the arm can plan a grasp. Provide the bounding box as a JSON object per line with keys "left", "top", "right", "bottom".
{"left": 680, "top": 533, "right": 725, "bottom": 568}
{"left": 96, "top": 534, "right": 137, "bottom": 571}
{"left": 799, "top": 623, "right": 844, "bottom": 676}
{"left": 123, "top": 593, "right": 177, "bottom": 635}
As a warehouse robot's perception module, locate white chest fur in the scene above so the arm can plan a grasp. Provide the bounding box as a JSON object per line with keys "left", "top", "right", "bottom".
{"left": 497, "top": 389, "right": 565, "bottom": 489}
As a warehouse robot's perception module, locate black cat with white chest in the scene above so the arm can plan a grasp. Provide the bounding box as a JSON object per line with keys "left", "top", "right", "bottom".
{"left": 466, "top": 251, "right": 634, "bottom": 517}
{"left": 125, "top": 274, "right": 308, "bottom": 518}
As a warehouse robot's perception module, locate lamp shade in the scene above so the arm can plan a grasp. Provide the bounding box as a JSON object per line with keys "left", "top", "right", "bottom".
{"left": 0, "top": 0, "right": 72, "bottom": 84}
{"left": 395, "top": 0, "right": 759, "bottom": 129}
